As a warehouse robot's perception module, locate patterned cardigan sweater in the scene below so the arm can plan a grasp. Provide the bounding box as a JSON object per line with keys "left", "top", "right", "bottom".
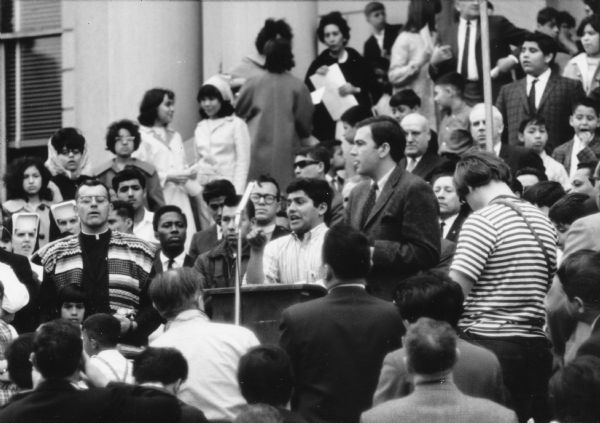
{"left": 33, "top": 231, "right": 157, "bottom": 331}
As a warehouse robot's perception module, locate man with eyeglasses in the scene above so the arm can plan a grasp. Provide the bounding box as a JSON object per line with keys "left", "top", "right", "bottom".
{"left": 34, "top": 179, "right": 158, "bottom": 346}
{"left": 113, "top": 167, "right": 158, "bottom": 245}
{"left": 249, "top": 175, "right": 290, "bottom": 243}
{"left": 294, "top": 146, "right": 344, "bottom": 226}
{"left": 188, "top": 179, "right": 236, "bottom": 261}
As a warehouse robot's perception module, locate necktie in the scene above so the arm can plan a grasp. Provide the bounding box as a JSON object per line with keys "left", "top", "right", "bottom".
{"left": 167, "top": 258, "right": 175, "bottom": 270}
{"left": 360, "top": 183, "right": 378, "bottom": 228}
{"left": 528, "top": 78, "right": 538, "bottom": 114}
{"left": 440, "top": 220, "right": 446, "bottom": 236}
{"left": 406, "top": 157, "right": 417, "bottom": 173}
{"left": 461, "top": 21, "right": 471, "bottom": 78}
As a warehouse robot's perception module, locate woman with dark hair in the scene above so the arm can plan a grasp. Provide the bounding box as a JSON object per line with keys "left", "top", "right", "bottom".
{"left": 389, "top": 0, "right": 439, "bottom": 125}
{"left": 94, "top": 119, "right": 165, "bottom": 210}
{"left": 46, "top": 127, "right": 93, "bottom": 200}
{"left": 563, "top": 14, "right": 600, "bottom": 94}
{"left": 194, "top": 76, "right": 250, "bottom": 193}
{"left": 3, "top": 157, "right": 59, "bottom": 248}
{"left": 236, "top": 38, "right": 313, "bottom": 190}
{"left": 133, "top": 88, "right": 197, "bottom": 245}
{"left": 305, "top": 11, "right": 378, "bottom": 142}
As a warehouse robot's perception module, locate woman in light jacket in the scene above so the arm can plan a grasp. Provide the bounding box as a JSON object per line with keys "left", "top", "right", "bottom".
{"left": 194, "top": 76, "right": 250, "bottom": 194}
{"left": 563, "top": 14, "right": 600, "bottom": 95}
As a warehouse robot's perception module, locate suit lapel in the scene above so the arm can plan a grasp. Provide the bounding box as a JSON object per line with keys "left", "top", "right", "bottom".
{"left": 518, "top": 78, "right": 529, "bottom": 112}
{"left": 183, "top": 254, "right": 195, "bottom": 267}
{"left": 364, "top": 167, "right": 402, "bottom": 228}
{"left": 563, "top": 141, "right": 574, "bottom": 173}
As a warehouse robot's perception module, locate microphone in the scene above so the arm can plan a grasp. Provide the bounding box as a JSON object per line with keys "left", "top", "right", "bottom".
{"left": 235, "top": 181, "right": 256, "bottom": 227}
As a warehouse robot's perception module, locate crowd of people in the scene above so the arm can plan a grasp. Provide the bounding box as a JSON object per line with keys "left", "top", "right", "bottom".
{"left": 3, "top": 0, "right": 600, "bottom": 421}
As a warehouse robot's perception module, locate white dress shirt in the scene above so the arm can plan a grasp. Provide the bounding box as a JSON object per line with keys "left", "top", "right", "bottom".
{"left": 133, "top": 209, "right": 158, "bottom": 243}
{"left": 440, "top": 213, "right": 459, "bottom": 239}
{"left": 569, "top": 135, "right": 586, "bottom": 176}
{"left": 526, "top": 68, "right": 551, "bottom": 110}
{"left": 374, "top": 166, "right": 395, "bottom": 200}
{"left": 457, "top": 17, "right": 479, "bottom": 81}
{"left": 159, "top": 250, "right": 187, "bottom": 270}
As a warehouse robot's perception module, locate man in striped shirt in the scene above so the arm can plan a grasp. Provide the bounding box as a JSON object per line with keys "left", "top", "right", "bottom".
{"left": 449, "top": 151, "right": 557, "bottom": 423}
{"left": 246, "top": 178, "right": 332, "bottom": 285}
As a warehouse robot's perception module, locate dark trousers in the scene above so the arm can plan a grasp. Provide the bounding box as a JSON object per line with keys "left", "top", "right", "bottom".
{"left": 466, "top": 334, "right": 552, "bottom": 423}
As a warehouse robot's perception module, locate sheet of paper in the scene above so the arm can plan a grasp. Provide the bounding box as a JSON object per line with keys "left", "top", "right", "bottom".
{"left": 309, "top": 63, "right": 357, "bottom": 120}
{"left": 311, "top": 87, "right": 325, "bottom": 105}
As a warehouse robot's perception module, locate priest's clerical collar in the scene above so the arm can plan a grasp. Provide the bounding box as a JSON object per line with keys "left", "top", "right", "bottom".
{"left": 80, "top": 228, "right": 110, "bottom": 240}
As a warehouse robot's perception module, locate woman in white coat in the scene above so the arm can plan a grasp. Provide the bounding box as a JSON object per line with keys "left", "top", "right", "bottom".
{"left": 194, "top": 76, "right": 250, "bottom": 194}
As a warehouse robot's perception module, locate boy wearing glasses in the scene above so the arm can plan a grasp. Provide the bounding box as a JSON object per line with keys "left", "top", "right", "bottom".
{"left": 33, "top": 179, "right": 158, "bottom": 346}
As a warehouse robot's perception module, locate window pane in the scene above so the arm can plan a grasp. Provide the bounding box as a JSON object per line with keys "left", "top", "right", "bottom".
{"left": 19, "top": 0, "right": 61, "bottom": 32}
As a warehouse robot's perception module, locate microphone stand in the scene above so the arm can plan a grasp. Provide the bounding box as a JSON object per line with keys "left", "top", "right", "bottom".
{"left": 234, "top": 181, "right": 256, "bottom": 325}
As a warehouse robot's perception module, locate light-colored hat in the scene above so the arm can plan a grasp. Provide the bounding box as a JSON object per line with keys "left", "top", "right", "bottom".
{"left": 12, "top": 213, "right": 39, "bottom": 236}
{"left": 203, "top": 75, "right": 234, "bottom": 103}
{"left": 50, "top": 200, "right": 78, "bottom": 226}
{"left": 0, "top": 262, "right": 29, "bottom": 314}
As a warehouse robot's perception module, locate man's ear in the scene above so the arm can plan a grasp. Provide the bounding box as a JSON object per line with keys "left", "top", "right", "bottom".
{"left": 125, "top": 218, "right": 134, "bottom": 232}
{"left": 316, "top": 202, "right": 328, "bottom": 217}
{"left": 378, "top": 142, "right": 391, "bottom": 159}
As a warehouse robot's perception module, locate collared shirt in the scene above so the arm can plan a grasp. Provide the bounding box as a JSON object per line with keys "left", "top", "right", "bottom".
{"left": 151, "top": 309, "right": 259, "bottom": 421}
{"left": 570, "top": 135, "right": 586, "bottom": 176}
{"left": 405, "top": 156, "right": 422, "bottom": 173}
{"left": 260, "top": 223, "right": 277, "bottom": 241}
{"left": 133, "top": 209, "right": 158, "bottom": 243}
{"left": 457, "top": 17, "right": 479, "bottom": 81}
{"left": 540, "top": 151, "right": 570, "bottom": 189}
{"left": 493, "top": 142, "right": 502, "bottom": 157}
{"left": 263, "top": 223, "right": 328, "bottom": 285}
{"left": 160, "top": 250, "right": 187, "bottom": 270}
{"left": 374, "top": 30, "right": 385, "bottom": 52}
{"left": 375, "top": 166, "right": 395, "bottom": 200}
{"left": 440, "top": 213, "right": 459, "bottom": 239}
{"left": 526, "top": 68, "right": 551, "bottom": 109}
{"left": 89, "top": 349, "right": 133, "bottom": 384}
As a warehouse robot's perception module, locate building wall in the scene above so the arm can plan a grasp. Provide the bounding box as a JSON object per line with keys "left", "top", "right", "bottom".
{"left": 63, "top": 0, "right": 203, "bottom": 167}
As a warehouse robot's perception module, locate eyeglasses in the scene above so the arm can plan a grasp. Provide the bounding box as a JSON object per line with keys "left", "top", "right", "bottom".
{"left": 58, "top": 148, "right": 82, "bottom": 156}
{"left": 77, "top": 195, "right": 108, "bottom": 205}
{"left": 207, "top": 202, "right": 225, "bottom": 211}
{"left": 294, "top": 160, "right": 319, "bottom": 169}
{"left": 115, "top": 136, "right": 136, "bottom": 143}
{"left": 250, "top": 193, "right": 277, "bottom": 205}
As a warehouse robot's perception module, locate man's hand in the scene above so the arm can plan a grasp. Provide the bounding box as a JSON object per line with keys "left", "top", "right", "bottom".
{"left": 247, "top": 228, "right": 268, "bottom": 252}
{"left": 338, "top": 83, "right": 360, "bottom": 97}
{"left": 495, "top": 56, "right": 518, "bottom": 74}
{"left": 315, "top": 65, "right": 329, "bottom": 76}
{"left": 430, "top": 45, "right": 453, "bottom": 66}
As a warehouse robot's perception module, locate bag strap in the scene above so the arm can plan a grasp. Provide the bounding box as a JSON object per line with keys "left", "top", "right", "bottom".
{"left": 492, "top": 198, "right": 553, "bottom": 281}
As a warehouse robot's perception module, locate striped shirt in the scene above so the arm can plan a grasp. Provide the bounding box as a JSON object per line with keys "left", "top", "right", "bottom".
{"left": 451, "top": 197, "right": 557, "bottom": 338}
{"left": 263, "top": 223, "right": 328, "bottom": 285}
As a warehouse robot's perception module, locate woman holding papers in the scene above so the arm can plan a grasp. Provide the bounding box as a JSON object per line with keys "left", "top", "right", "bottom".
{"left": 236, "top": 39, "right": 313, "bottom": 191}
{"left": 305, "top": 11, "right": 378, "bottom": 142}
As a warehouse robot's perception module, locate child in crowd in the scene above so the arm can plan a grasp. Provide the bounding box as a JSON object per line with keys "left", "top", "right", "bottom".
{"left": 518, "top": 115, "right": 570, "bottom": 189}
{"left": 82, "top": 313, "right": 133, "bottom": 385}
{"left": 563, "top": 14, "right": 600, "bottom": 95}
{"left": 434, "top": 72, "right": 471, "bottom": 155}
{"left": 552, "top": 98, "right": 600, "bottom": 176}
{"left": 58, "top": 284, "right": 85, "bottom": 326}
{"left": 388, "top": 88, "right": 438, "bottom": 154}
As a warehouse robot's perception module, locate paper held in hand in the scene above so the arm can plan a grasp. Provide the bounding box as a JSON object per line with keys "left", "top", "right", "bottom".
{"left": 309, "top": 63, "right": 358, "bottom": 120}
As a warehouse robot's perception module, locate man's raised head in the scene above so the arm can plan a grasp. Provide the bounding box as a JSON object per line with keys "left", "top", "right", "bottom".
{"left": 149, "top": 267, "right": 205, "bottom": 320}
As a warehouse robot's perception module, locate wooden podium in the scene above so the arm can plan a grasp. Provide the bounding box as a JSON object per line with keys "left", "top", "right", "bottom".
{"left": 204, "top": 284, "right": 327, "bottom": 344}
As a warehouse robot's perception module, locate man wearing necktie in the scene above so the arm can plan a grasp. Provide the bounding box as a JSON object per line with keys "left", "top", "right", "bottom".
{"left": 496, "top": 33, "right": 585, "bottom": 151}
{"left": 151, "top": 205, "right": 195, "bottom": 276}
{"left": 345, "top": 116, "right": 440, "bottom": 300}
{"left": 430, "top": 0, "right": 530, "bottom": 104}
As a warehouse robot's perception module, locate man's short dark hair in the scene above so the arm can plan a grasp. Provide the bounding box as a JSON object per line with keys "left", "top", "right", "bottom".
{"left": 82, "top": 313, "right": 121, "bottom": 349}
{"left": 518, "top": 115, "right": 547, "bottom": 134}
{"left": 394, "top": 271, "right": 464, "bottom": 328}
{"left": 75, "top": 178, "right": 110, "bottom": 199}
{"left": 202, "top": 179, "right": 236, "bottom": 204}
{"left": 238, "top": 345, "right": 293, "bottom": 406}
{"left": 286, "top": 178, "right": 332, "bottom": 218}
{"left": 537, "top": 7, "right": 559, "bottom": 26}
{"left": 356, "top": 116, "right": 406, "bottom": 162}
{"left": 522, "top": 181, "right": 564, "bottom": 208}
{"left": 364, "top": 1, "right": 384, "bottom": 16}
{"left": 557, "top": 250, "right": 600, "bottom": 306}
{"left": 296, "top": 145, "right": 331, "bottom": 174}
{"left": 33, "top": 319, "right": 82, "bottom": 379}
{"left": 522, "top": 32, "right": 557, "bottom": 64}
{"left": 550, "top": 355, "right": 600, "bottom": 423}
{"left": 572, "top": 97, "right": 600, "bottom": 116}
{"left": 454, "top": 151, "right": 512, "bottom": 200}
{"left": 322, "top": 224, "right": 370, "bottom": 279}
{"left": 133, "top": 347, "right": 188, "bottom": 385}
{"left": 557, "top": 10, "right": 575, "bottom": 29}
{"left": 434, "top": 72, "right": 465, "bottom": 95}
{"left": 6, "top": 333, "right": 34, "bottom": 389}
{"left": 389, "top": 89, "right": 421, "bottom": 109}
{"left": 149, "top": 268, "right": 204, "bottom": 320}
{"left": 112, "top": 167, "right": 146, "bottom": 192}
{"left": 256, "top": 174, "right": 281, "bottom": 200}
{"left": 405, "top": 317, "right": 457, "bottom": 375}
{"left": 111, "top": 200, "right": 135, "bottom": 221}
{"left": 152, "top": 205, "right": 187, "bottom": 232}
{"left": 549, "top": 193, "right": 591, "bottom": 225}
{"left": 340, "top": 105, "right": 373, "bottom": 127}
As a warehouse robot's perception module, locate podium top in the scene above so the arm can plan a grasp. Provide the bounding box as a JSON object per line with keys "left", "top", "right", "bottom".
{"left": 205, "top": 284, "right": 327, "bottom": 296}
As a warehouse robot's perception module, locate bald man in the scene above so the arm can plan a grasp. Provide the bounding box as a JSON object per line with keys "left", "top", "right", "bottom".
{"left": 469, "top": 103, "right": 544, "bottom": 174}
{"left": 399, "top": 113, "right": 449, "bottom": 182}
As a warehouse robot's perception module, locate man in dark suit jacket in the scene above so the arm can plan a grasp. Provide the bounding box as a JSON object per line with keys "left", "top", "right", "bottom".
{"left": 150, "top": 205, "right": 195, "bottom": 276}
{"left": 398, "top": 113, "right": 449, "bottom": 182}
{"left": 496, "top": 33, "right": 585, "bottom": 151}
{"left": 280, "top": 225, "right": 404, "bottom": 423}
{"left": 430, "top": 1, "right": 530, "bottom": 104}
{"left": 363, "top": 2, "right": 402, "bottom": 74}
{"left": 0, "top": 319, "right": 181, "bottom": 423}
{"left": 362, "top": 318, "right": 517, "bottom": 423}
{"left": 346, "top": 116, "right": 440, "bottom": 300}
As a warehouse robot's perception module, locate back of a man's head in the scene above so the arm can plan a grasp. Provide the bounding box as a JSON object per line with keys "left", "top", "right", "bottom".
{"left": 133, "top": 347, "right": 188, "bottom": 386}
{"left": 238, "top": 345, "right": 293, "bottom": 407}
{"left": 394, "top": 271, "right": 464, "bottom": 328}
{"left": 405, "top": 317, "right": 457, "bottom": 376}
{"left": 6, "top": 332, "right": 34, "bottom": 390}
{"left": 234, "top": 404, "right": 283, "bottom": 423}
{"left": 149, "top": 267, "right": 204, "bottom": 320}
{"left": 322, "top": 224, "right": 371, "bottom": 281}
{"left": 82, "top": 313, "right": 121, "bottom": 350}
{"left": 557, "top": 250, "right": 600, "bottom": 308}
{"left": 454, "top": 151, "right": 512, "bottom": 198}
{"left": 33, "top": 319, "right": 82, "bottom": 380}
